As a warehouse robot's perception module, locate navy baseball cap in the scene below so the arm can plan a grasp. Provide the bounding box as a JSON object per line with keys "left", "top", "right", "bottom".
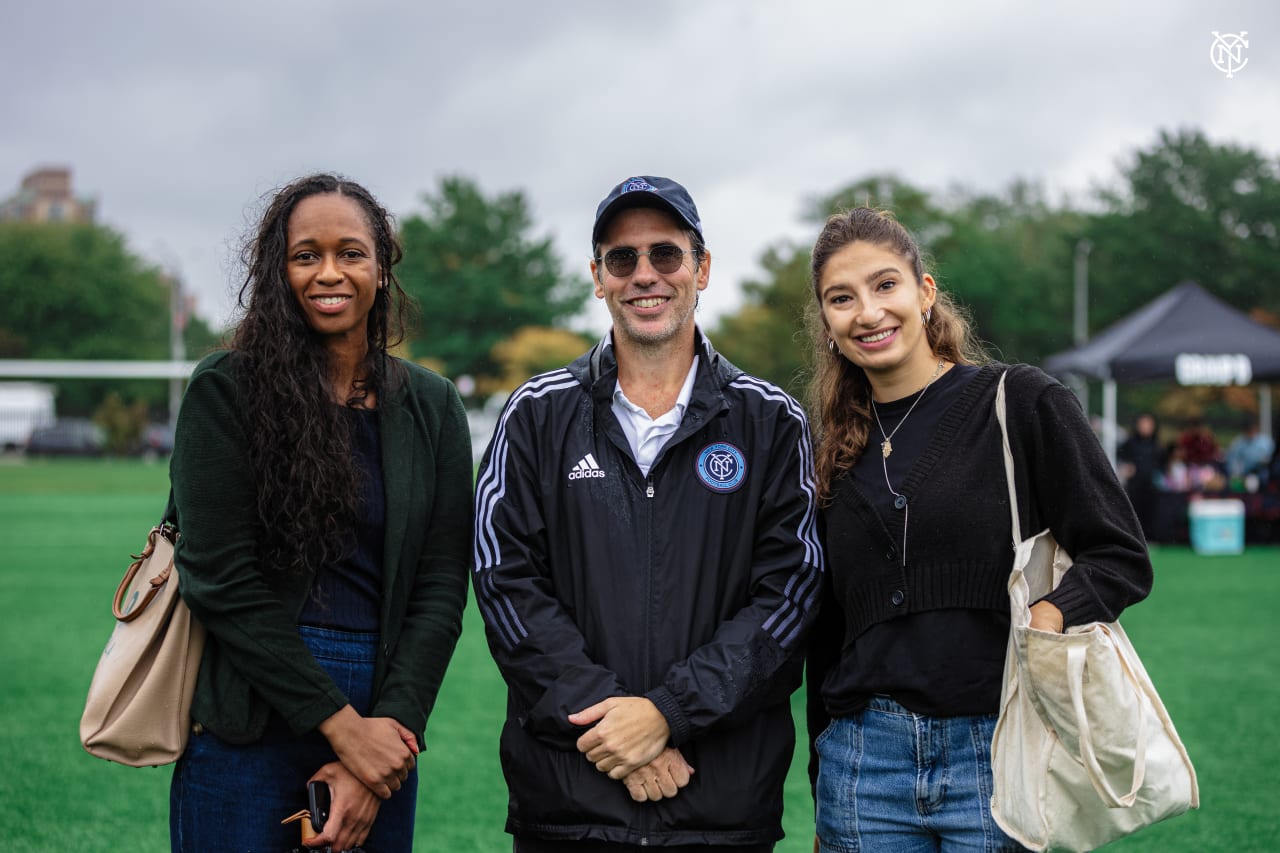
{"left": 592, "top": 176, "right": 703, "bottom": 248}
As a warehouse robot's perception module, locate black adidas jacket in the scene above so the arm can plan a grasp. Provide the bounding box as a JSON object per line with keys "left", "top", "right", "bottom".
{"left": 473, "top": 330, "right": 824, "bottom": 846}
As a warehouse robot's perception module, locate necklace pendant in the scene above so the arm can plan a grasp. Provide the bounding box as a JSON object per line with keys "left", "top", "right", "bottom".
{"left": 881, "top": 439, "right": 893, "bottom": 459}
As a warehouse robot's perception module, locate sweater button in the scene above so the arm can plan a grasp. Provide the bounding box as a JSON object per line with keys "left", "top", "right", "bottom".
{"left": 885, "top": 547, "right": 896, "bottom": 560}
{"left": 893, "top": 496, "right": 907, "bottom": 510}
{"left": 891, "top": 590, "right": 906, "bottom": 606}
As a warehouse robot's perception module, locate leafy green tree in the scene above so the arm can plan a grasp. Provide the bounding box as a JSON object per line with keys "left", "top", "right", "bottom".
{"left": 93, "top": 391, "right": 148, "bottom": 454}
{"left": 929, "top": 184, "right": 1086, "bottom": 364}
{"left": 488, "top": 326, "right": 593, "bottom": 395}
{"left": 708, "top": 131, "right": 1280, "bottom": 397}
{"left": 712, "top": 244, "right": 814, "bottom": 398}
{"left": 397, "top": 177, "right": 589, "bottom": 383}
{"left": 1085, "top": 128, "right": 1280, "bottom": 326}
{"left": 807, "top": 174, "right": 945, "bottom": 237}
{"left": 0, "top": 222, "right": 218, "bottom": 413}
{"left": 0, "top": 223, "right": 168, "bottom": 358}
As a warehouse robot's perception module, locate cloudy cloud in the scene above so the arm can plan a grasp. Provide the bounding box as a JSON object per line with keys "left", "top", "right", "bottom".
{"left": 4, "top": 0, "right": 1275, "bottom": 339}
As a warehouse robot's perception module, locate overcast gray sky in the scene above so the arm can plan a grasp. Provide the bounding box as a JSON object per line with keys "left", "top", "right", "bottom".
{"left": 4, "top": 0, "right": 1276, "bottom": 338}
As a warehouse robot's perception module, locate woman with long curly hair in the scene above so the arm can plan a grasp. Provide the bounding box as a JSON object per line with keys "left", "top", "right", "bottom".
{"left": 803, "top": 208, "right": 1152, "bottom": 852}
{"left": 168, "top": 174, "right": 472, "bottom": 852}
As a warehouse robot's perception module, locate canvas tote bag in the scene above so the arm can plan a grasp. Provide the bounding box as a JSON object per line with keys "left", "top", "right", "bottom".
{"left": 989, "top": 372, "right": 1198, "bottom": 852}
{"left": 80, "top": 514, "right": 205, "bottom": 767}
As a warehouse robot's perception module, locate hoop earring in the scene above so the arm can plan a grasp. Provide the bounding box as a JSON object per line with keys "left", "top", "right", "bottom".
{"left": 827, "top": 338, "right": 837, "bottom": 354}
{"left": 922, "top": 307, "right": 932, "bottom": 325}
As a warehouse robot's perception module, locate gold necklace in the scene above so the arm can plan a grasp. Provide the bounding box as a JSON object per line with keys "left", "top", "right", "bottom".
{"left": 871, "top": 358, "right": 946, "bottom": 459}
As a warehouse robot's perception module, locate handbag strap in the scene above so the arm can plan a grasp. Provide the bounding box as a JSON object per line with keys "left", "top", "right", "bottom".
{"left": 1067, "top": 636, "right": 1148, "bottom": 807}
{"left": 994, "top": 371, "right": 1023, "bottom": 547}
{"left": 112, "top": 524, "right": 177, "bottom": 621}
{"left": 162, "top": 488, "right": 177, "bottom": 527}
{"left": 111, "top": 488, "right": 180, "bottom": 622}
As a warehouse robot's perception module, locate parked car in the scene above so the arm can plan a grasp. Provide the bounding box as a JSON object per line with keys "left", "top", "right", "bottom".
{"left": 25, "top": 419, "right": 107, "bottom": 457}
{"left": 0, "top": 382, "right": 56, "bottom": 452}
{"left": 132, "top": 423, "right": 175, "bottom": 460}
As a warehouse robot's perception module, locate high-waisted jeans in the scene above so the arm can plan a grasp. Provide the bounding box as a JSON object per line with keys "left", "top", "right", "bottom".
{"left": 170, "top": 626, "right": 418, "bottom": 853}
{"left": 815, "top": 696, "right": 1024, "bottom": 853}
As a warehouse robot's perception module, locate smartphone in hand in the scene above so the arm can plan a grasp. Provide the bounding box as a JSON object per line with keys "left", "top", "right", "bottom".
{"left": 307, "top": 780, "right": 331, "bottom": 831}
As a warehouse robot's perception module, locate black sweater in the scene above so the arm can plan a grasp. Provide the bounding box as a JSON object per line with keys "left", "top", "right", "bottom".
{"left": 807, "top": 364, "right": 1152, "bottom": 741}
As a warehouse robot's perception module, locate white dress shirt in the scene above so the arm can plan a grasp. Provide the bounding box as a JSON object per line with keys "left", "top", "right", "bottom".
{"left": 611, "top": 356, "right": 699, "bottom": 477}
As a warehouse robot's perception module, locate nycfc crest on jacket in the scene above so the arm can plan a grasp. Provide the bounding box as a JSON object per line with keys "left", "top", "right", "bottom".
{"left": 696, "top": 441, "right": 747, "bottom": 492}
{"left": 471, "top": 329, "right": 823, "bottom": 846}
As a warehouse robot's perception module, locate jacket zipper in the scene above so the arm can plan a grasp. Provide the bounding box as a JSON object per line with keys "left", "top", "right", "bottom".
{"left": 642, "top": 469, "right": 655, "bottom": 840}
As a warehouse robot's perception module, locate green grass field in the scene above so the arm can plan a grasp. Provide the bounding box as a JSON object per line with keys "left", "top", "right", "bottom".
{"left": 1, "top": 459, "right": 1275, "bottom": 851}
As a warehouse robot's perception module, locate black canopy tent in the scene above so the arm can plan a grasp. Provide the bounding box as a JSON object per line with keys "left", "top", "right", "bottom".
{"left": 1044, "top": 281, "right": 1280, "bottom": 464}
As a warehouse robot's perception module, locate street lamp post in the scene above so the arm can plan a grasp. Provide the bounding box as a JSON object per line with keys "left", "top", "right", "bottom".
{"left": 168, "top": 273, "right": 185, "bottom": 429}
{"left": 1068, "top": 238, "right": 1093, "bottom": 412}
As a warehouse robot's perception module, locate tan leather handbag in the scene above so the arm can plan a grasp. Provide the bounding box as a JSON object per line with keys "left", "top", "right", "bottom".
{"left": 80, "top": 514, "right": 206, "bottom": 767}
{"left": 989, "top": 372, "right": 1198, "bottom": 851}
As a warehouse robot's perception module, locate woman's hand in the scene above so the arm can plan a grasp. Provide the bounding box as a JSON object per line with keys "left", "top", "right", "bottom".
{"left": 318, "top": 705, "right": 418, "bottom": 798}
{"left": 1029, "top": 600, "right": 1065, "bottom": 633}
{"left": 303, "top": 762, "right": 380, "bottom": 852}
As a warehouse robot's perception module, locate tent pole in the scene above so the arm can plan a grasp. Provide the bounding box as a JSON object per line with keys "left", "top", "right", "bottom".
{"left": 1262, "top": 385, "right": 1273, "bottom": 441}
{"left": 1103, "top": 380, "right": 1117, "bottom": 469}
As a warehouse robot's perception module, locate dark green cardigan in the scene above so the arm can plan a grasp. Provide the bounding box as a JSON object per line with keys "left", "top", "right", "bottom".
{"left": 170, "top": 351, "right": 473, "bottom": 746}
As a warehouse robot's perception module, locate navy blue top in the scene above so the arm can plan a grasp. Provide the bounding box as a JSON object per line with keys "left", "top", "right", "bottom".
{"left": 299, "top": 407, "right": 385, "bottom": 632}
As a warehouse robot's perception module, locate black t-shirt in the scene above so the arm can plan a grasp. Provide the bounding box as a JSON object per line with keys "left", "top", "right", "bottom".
{"left": 298, "top": 407, "right": 386, "bottom": 632}
{"left": 822, "top": 364, "right": 1011, "bottom": 718}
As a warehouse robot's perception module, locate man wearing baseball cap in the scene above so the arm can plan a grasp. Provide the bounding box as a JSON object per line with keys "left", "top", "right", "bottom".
{"left": 473, "top": 176, "right": 823, "bottom": 851}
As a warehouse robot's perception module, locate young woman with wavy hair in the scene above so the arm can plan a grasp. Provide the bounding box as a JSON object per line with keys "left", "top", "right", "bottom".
{"left": 168, "top": 174, "right": 472, "bottom": 852}
{"left": 803, "top": 208, "right": 1152, "bottom": 852}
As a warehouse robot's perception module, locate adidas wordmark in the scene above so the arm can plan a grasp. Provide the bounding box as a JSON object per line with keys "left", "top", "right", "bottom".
{"left": 568, "top": 453, "right": 607, "bottom": 480}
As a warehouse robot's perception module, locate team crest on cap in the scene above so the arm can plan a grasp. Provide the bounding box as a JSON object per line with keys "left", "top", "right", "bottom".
{"left": 695, "top": 442, "right": 747, "bottom": 493}
{"left": 623, "top": 179, "right": 655, "bottom": 193}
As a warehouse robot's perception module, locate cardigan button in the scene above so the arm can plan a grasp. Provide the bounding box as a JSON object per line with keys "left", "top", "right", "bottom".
{"left": 893, "top": 495, "right": 907, "bottom": 510}
{"left": 885, "top": 547, "right": 896, "bottom": 561}
{"left": 891, "top": 590, "right": 906, "bottom": 606}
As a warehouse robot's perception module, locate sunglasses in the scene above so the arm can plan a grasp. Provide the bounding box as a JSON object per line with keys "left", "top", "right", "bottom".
{"left": 597, "top": 244, "right": 690, "bottom": 277}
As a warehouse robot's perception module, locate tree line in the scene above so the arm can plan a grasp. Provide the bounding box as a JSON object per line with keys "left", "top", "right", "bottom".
{"left": 712, "top": 128, "right": 1280, "bottom": 402}
{"left": 2, "top": 127, "right": 1276, "bottom": 429}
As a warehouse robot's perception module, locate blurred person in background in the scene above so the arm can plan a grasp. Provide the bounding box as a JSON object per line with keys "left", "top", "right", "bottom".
{"left": 168, "top": 174, "right": 473, "bottom": 852}
{"left": 1225, "top": 418, "right": 1273, "bottom": 486}
{"left": 1176, "top": 418, "right": 1221, "bottom": 467}
{"left": 1117, "top": 412, "right": 1165, "bottom": 539}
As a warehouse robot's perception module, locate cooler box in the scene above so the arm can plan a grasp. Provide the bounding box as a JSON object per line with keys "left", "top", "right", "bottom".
{"left": 1188, "top": 499, "right": 1245, "bottom": 555}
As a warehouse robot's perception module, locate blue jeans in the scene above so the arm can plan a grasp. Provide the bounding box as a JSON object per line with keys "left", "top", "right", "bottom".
{"left": 170, "top": 626, "right": 418, "bottom": 853}
{"left": 815, "top": 696, "right": 1024, "bottom": 853}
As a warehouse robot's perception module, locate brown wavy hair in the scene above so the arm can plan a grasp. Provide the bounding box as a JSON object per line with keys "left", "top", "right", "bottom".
{"left": 230, "top": 173, "right": 409, "bottom": 576}
{"left": 804, "top": 208, "right": 986, "bottom": 504}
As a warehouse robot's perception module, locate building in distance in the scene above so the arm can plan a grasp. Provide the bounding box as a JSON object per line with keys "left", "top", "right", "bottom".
{"left": 0, "top": 167, "right": 96, "bottom": 223}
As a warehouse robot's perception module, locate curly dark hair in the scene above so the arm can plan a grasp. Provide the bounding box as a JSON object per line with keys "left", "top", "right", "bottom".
{"left": 230, "top": 173, "right": 409, "bottom": 576}
{"left": 804, "top": 207, "right": 987, "bottom": 504}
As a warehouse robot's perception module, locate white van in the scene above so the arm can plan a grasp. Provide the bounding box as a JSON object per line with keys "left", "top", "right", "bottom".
{"left": 0, "top": 382, "right": 56, "bottom": 451}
